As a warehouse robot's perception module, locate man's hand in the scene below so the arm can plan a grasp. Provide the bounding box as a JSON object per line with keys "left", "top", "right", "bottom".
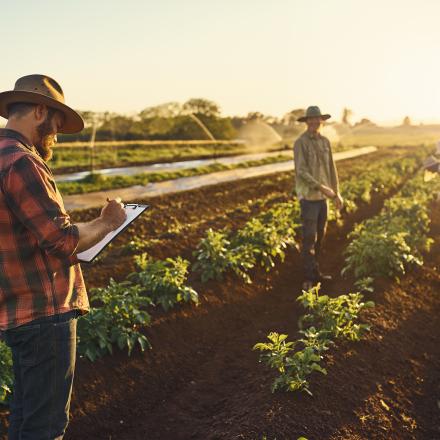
{"left": 319, "top": 184, "right": 336, "bottom": 199}
{"left": 335, "top": 193, "right": 344, "bottom": 211}
{"left": 75, "top": 198, "right": 127, "bottom": 253}
{"left": 100, "top": 198, "right": 126, "bottom": 232}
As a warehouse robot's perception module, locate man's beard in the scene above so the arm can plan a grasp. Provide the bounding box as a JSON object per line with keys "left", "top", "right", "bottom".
{"left": 35, "top": 117, "right": 56, "bottom": 161}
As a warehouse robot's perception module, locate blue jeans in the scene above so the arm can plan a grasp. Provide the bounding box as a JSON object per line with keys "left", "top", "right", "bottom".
{"left": 300, "top": 199, "right": 328, "bottom": 281}
{"left": 3, "top": 310, "right": 79, "bottom": 440}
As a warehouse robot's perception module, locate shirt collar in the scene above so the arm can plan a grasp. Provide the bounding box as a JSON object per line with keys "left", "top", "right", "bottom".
{"left": 305, "top": 130, "right": 322, "bottom": 140}
{"left": 0, "top": 128, "right": 37, "bottom": 154}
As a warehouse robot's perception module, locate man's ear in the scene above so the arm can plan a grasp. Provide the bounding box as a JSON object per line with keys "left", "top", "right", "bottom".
{"left": 33, "top": 104, "right": 48, "bottom": 124}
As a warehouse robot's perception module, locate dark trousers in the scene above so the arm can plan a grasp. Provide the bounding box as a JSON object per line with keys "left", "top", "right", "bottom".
{"left": 300, "top": 199, "right": 328, "bottom": 281}
{"left": 3, "top": 310, "right": 79, "bottom": 440}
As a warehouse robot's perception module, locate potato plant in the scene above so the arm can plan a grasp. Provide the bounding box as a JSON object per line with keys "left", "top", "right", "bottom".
{"left": 194, "top": 201, "right": 300, "bottom": 283}
{"left": 77, "top": 279, "right": 152, "bottom": 361}
{"left": 327, "top": 155, "right": 422, "bottom": 221}
{"left": 130, "top": 254, "right": 199, "bottom": 311}
{"left": 192, "top": 228, "right": 252, "bottom": 282}
{"left": 0, "top": 341, "right": 13, "bottom": 404}
{"left": 297, "top": 285, "right": 374, "bottom": 341}
{"left": 342, "top": 174, "right": 440, "bottom": 288}
{"left": 254, "top": 286, "right": 373, "bottom": 394}
{"left": 253, "top": 332, "right": 327, "bottom": 395}
{"left": 196, "top": 153, "right": 425, "bottom": 283}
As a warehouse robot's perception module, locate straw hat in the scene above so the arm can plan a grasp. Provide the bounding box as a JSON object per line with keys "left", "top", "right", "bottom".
{"left": 0, "top": 74, "right": 84, "bottom": 134}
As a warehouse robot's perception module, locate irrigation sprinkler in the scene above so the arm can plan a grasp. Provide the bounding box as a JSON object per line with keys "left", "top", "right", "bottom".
{"left": 89, "top": 117, "right": 98, "bottom": 175}
{"left": 187, "top": 113, "right": 218, "bottom": 160}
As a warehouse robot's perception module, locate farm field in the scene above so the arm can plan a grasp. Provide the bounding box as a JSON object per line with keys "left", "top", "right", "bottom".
{"left": 50, "top": 140, "right": 275, "bottom": 174}
{"left": 56, "top": 153, "right": 293, "bottom": 196}
{"left": 1, "top": 145, "right": 439, "bottom": 439}
{"left": 54, "top": 144, "right": 362, "bottom": 197}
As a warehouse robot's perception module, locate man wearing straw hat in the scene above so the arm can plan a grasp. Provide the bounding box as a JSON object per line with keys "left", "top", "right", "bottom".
{"left": 294, "top": 106, "right": 343, "bottom": 291}
{"left": 0, "top": 74, "right": 126, "bottom": 439}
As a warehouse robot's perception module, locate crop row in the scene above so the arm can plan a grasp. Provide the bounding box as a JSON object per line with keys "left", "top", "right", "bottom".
{"left": 254, "top": 168, "right": 440, "bottom": 395}
{"left": 342, "top": 173, "right": 440, "bottom": 291}
{"left": 0, "top": 150, "right": 428, "bottom": 403}
{"left": 193, "top": 153, "right": 424, "bottom": 283}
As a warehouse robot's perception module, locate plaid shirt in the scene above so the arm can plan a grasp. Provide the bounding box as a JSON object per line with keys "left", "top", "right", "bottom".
{"left": 0, "top": 129, "right": 88, "bottom": 330}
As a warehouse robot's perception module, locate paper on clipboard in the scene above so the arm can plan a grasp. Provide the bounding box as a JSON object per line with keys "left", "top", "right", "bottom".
{"left": 77, "top": 204, "right": 149, "bottom": 263}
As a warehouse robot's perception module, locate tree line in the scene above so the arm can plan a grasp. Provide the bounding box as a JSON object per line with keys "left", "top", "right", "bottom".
{"left": 58, "top": 99, "right": 307, "bottom": 143}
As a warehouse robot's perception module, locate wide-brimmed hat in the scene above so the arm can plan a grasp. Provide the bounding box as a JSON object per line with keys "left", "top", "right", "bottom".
{"left": 297, "top": 106, "right": 331, "bottom": 123}
{"left": 0, "top": 74, "right": 84, "bottom": 134}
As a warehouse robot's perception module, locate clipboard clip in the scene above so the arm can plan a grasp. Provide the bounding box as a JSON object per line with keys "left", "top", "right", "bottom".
{"left": 124, "top": 203, "right": 141, "bottom": 209}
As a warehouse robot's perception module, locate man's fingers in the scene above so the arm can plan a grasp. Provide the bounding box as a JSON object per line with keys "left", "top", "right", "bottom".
{"left": 106, "top": 197, "right": 123, "bottom": 205}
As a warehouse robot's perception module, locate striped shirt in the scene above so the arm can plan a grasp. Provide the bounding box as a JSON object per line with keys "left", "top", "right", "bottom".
{"left": 0, "top": 129, "right": 88, "bottom": 330}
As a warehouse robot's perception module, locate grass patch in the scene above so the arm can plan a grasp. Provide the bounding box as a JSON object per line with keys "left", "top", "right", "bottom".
{"left": 57, "top": 154, "right": 292, "bottom": 195}
{"left": 51, "top": 140, "right": 277, "bottom": 173}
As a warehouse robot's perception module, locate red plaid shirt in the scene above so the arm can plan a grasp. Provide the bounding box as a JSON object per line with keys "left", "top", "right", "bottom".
{"left": 0, "top": 129, "right": 88, "bottom": 330}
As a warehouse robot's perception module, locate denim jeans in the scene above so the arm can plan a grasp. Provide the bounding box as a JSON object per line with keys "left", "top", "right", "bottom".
{"left": 300, "top": 199, "right": 328, "bottom": 281}
{"left": 3, "top": 310, "right": 79, "bottom": 440}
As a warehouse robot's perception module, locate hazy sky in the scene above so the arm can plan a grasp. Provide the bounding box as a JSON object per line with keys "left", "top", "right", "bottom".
{"left": 1, "top": 0, "right": 440, "bottom": 124}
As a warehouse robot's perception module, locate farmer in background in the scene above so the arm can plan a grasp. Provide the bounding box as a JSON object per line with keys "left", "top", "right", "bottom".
{"left": 294, "top": 106, "right": 343, "bottom": 290}
{"left": 0, "top": 74, "right": 126, "bottom": 439}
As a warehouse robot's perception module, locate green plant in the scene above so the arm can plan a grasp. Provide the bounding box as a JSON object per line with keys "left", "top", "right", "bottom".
{"left": 233, "top": 202, "right": 298, "bottom": 271}
{"left": 193, "top": 229, "right": 235, "bottom": 281}
{"left": 342, "top": 173, "right": 440, "bottom": 286}
{"left": 56, "top": 154, "right": 293, "bottom": 195}
{"left": 298, "top": 285, "right": 374, "bottom": 342}
{"left": 253, "top": 332, "right": 327, "bottom": 395}
{"left": 130, "top": 254, "right": 199, "bottom": 311}
{"left": 77, "top": 279, "right": 152, "bottom": 361}
{"left": 343, "top": 227, "right": 422, "bottom": 280}
{"left": 0, "top": 341, "right": 13, "bottom": 404}
{"left": 194, "top": 201, "right": 299, "bottom": 283}
{"left": 123, "top": 236, "right": 150, "bottom": 253}
{"left": 255, "top": 286, "right": 373, "bottom": 394}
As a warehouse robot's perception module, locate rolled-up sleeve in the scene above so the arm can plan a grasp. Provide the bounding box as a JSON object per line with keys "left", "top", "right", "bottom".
{"left": 1, "top": 155, "right": 79, "bottom": 264}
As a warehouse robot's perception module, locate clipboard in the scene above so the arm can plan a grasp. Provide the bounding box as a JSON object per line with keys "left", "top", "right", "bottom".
{"left": 77, "top": 203, "right": 149, "bottom": 263}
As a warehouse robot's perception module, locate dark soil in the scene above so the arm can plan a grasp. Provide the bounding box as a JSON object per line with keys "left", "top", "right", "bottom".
{"left": 70, "top": 145, "right": 414, "bottom": 290}
{"left": 2, "top": 145, "right": 439, "bottom": 440}
{"left": 66, "top": 192, "right": 440, "bottom": 440}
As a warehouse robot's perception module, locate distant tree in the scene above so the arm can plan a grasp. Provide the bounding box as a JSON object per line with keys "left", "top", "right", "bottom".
{"left": 246, "top": 111, "right": 264, "bottom": 121}
{"left": 282, "top": 108, "right": 305, "bottom": 126}
{"left": 354, "top": 118, "right": 376, "bottom": 127}
{"left": 78, "top": 111, "right": 98, "bottom": 129}
{"left": 230, "top": 116, "right": 246, "bottom": 131}
{"left": 139, "top": 102, "right": 182, "bottom": 119}
{"left": 201, "top": 116, "right": 236, "bottom": 140}
{"left": 342, "top": 108, "right": 353, "bottom": 125}
{"left": 182, "top": 98, "right": 221, "bottom": 118}
{"left": 144, "top": 117, "right": 176, "bottom": 138}
{"left": 402, "top": 116, "right": 412, "bottom": 126}
{"left": 99, "top": 115, "right": 135, "bottom": 140}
